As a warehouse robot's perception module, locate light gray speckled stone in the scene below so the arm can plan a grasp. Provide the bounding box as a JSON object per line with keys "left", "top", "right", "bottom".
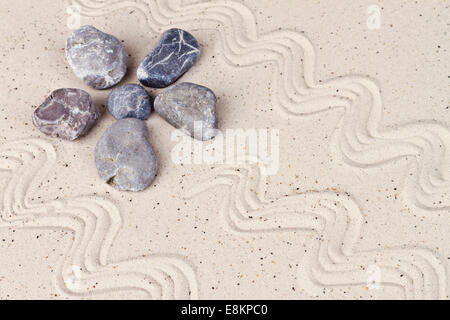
{"left": 154, "top": 82, "right": 217, "bottom": 141}
{"left": 32, "top": 88, "right": 99, "bottom": 140}
{"left": 95, "top": 118, "right": 157, "bottom": 192}
{"left": 107, "top": 84, "right": 152, "bottom": 120}
{"left": 66, "top": 25, "right": 128, "bottom": 89}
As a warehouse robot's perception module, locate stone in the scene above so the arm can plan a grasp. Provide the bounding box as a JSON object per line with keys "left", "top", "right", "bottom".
{"left": 106, "top": 84, "right": 152, "bottom": 120}
{"left": 154, "top": 82, "right": 217, "bottom": 141}
{"left": 66, "top": 25, "right": 128, "bottom": 89}
{"left": 95, "top": 118, "right": 157, "bottom": 191}
{"left": 32, "top": 88, "right": 99, "bottom": 140}
{"left": 137, "top": 28, "right": 200, "bottom": 88}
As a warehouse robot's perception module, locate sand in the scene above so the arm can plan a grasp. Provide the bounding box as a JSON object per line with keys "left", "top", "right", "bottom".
{"left": 0, "top": 0, "right": 448, "bottom": 299}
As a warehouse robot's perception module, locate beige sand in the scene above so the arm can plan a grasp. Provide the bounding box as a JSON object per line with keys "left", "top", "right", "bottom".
{"left": 0, "top": 0, "right": 448, "bottom": 299}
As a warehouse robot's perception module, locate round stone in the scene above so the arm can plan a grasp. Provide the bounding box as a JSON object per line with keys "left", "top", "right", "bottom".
{"left": 95, "top": 118, "right": 158, "bottom": 191}
{"left": 66, "top": 25, "right": 128, "bottom": 89}
{"left": 32, "top": 88, "right": 99, "bottom": 140}
{"left": 106, "top": 84, "right": 152, "bottom": 120}
{"left": 153, "top": 82, "right": 217, "bottom": 141}
{"left": 137, "top": 28, "right": 200, "bottom": 88}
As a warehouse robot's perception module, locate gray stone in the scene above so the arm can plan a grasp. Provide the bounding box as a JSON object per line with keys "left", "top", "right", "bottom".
{"left": 137, "top": 28, "right": 200, "bottom": 88}
{"left": 107, "top": 84, "right": 152, "bottom": 120}
{"left": 32, "top": 88, "right": 99, "bottom": 140}
{"left": 95, "top": 118, "right": 157, "bottom": 191}
{"left": 66, "top": 25, "right": 128, "bottom": 89}
{"left": 154, "top": 82, "right": 217, "bottom": 141}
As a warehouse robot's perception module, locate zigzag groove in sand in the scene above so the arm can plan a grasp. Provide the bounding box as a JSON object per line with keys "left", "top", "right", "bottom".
{"left": 184, "top": 164, "right": 448, "bottom": 299}
{"left": 0, "top": 139, "right": 198, "bottom": 299}
{"left": 73, "top": 0, "right": 449, "bottom": 211}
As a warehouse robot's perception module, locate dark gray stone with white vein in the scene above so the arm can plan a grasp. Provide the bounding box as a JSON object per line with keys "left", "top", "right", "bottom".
{"left": 154, "top": 82, "right": 217, "bottom": 141}
{"left": 66, "top": 25, "right": 128, "bottom": 89}
{"left": 32, "top": 88, "right": 99, "bottom": 140}
{"left": 137, "top": 28, "right": 200, "bottom": 88}
{"left": 107, "top": 84, "right": 152, "bottom": 120}
{"left": 95, "top": 118, "right": 158, "bottom": 192}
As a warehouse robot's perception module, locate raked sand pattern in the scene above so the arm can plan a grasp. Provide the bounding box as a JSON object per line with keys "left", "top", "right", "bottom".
{"left": 72, "top": 0, "right": 449, "bottom": 298}
{"left": 0, "top": 0, "right": 448, "bottom": 299}
{"left": 0, "top": 139, "right": 198, "bottom": 299}
{"left": 184, "top": 163, "right": 447, "bottom": 299}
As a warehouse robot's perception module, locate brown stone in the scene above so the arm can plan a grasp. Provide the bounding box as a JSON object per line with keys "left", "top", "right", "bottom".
{"left": 32, "top": 88, "right": 100, "bottom": 140}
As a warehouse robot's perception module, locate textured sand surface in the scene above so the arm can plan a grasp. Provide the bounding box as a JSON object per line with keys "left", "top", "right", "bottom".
{"left": 0, "top": 0, "right": 449, "bottom": 299}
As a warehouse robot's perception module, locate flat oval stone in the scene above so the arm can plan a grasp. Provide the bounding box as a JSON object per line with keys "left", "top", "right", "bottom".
{"left": 95, "top": 118, "right": 157, "bottom": 191}
{"left": 32, "top": 88, "right": 99, "bottom": 140}
{"left": 107, "top": 84, "right": 152, "bottom": 120}
{"left": 154, "top": 82, "right": 217, "bottom": 141}
{"left": 66, "top": 25, "right": 128, "bottom": 89}
{"left": 137, "top": 28, "right": 200, "bottom": 88}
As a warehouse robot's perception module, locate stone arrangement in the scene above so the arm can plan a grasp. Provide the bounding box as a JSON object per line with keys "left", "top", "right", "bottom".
{"left": 32, "top": 25, "right": 217, "bottom": 192}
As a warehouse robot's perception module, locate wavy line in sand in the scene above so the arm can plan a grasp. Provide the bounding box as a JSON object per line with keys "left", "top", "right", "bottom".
{"left": 0, "top": 139, "right": 198, "bottom": 299}
{"left": 72, "top": 0, "right": 450, "bottom": 211}
{"left": 184, "top": 163, "right": 448, "bottom": 299}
